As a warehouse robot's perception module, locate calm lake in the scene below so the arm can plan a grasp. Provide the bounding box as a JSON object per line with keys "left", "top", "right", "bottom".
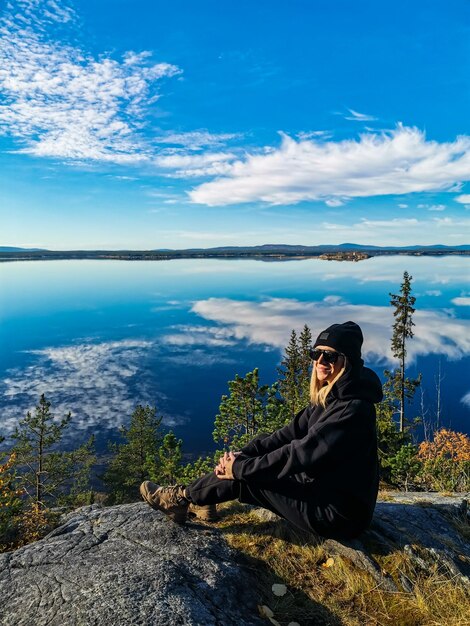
{"left": 0, "top": 256, "right": 469, "bottom": 455}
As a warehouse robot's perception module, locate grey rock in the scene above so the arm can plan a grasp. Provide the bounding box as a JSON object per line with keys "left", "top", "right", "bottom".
{"left": 2, "top": 493, "right": 469, "bottom": 625}
{"left": 0, "top": 503, "right": 264, "bottom": 626}
{"left": 366, "top": 492, "right": 470, "bottom": 589}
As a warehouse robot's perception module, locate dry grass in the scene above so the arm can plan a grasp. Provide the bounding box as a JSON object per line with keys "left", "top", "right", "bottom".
{"left": 213, "top": 502, "right": 470, "bottom": 626}
{"left": 450, "top": 514, "right": 470, "bottom": 543}
{"left": 376, "top": 490, "right": 395, "bottom": 502}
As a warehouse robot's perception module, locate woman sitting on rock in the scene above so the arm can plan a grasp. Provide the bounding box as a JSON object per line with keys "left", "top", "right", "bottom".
{"left": 140, "top": 321, "right": 382, "bottom": 540}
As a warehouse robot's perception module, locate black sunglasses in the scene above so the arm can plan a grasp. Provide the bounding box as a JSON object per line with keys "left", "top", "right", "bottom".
{"left": 309, "top": 349, "right": 344, "bottom": 364}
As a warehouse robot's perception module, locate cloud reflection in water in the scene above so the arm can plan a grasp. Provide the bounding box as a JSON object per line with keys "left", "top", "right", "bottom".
{"left": 188, "top": 296, "right": 470, "bottom": 364}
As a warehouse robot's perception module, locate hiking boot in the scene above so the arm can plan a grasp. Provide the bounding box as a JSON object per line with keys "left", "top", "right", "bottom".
{"left": 188, "top": 503, "right": 220, "bottom": 523}
{"left": 140, "top": 481, "right": 189, "bottom": 524}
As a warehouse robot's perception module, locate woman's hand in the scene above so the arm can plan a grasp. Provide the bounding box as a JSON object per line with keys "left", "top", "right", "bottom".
{"left": 215, "top": 451, "right": 240, "bottom": 479}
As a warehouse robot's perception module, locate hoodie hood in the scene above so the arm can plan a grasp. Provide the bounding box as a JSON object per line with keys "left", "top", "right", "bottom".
{"left": 329, "top": 358, "right": 383, "bottom": 404}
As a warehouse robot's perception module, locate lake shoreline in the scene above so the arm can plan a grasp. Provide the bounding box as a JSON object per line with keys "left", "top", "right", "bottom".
{"left": 1, "top": 249, "right": 469, "bottom": 263}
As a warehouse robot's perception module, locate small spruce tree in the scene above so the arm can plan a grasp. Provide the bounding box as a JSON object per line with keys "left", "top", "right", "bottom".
{"left": 299, "top": 324, "right": 313, "bottom": 404}
{"left": 12, "top": 394, "right": 74, "bottom": 508}
{"left": 376, "top": 392, "right": 409, "bottom": 484}
{"left": 277, "top": 325, "right": 313, "bottom": 419}
{"left": 0, "top": 452, "right": 24, "bottom": 550}
{"left": 388, "top": 443, "right": 421, "bottom": 492}
{"left": 52, "top": 435, "right": 96, "bottom": 507}
{"left": 179, "top": 455, "right": 216, "bottom": 485}
{"left": 213, "top": 368, "right": 287, "bottom": 450}
{"left": 277, "top": 330, "right": 301, "bottom": 418}
{"left": 153, "top": 432, "right": 183, "bottom": 485}
{"left": 103, "top": 404, "right": 163, "bottom": 503}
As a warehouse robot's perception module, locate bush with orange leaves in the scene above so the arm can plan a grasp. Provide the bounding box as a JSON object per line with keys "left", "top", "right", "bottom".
{"left": 418, "top": 428, "right": 470, "bottom": 492}
{"left": 1, "top": 452, "right": 59, "bottom": 551}
{"left": 0, "top": 453, "right": 24, "bottom": 550}
{"left": 14, "top": 502, "right": 58, "bottom": 548}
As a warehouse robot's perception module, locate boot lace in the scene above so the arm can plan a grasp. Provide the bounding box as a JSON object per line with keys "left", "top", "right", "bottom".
{"left": 163, "top": 485, "right": 187, "bottom": 506}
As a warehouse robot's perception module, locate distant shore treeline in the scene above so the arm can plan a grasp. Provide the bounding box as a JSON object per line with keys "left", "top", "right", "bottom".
{"left": 0, "top": 243, "right": 469, "bottom": 263}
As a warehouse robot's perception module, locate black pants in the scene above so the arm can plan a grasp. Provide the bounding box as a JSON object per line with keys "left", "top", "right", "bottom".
{"left": 186, "top": 471, "right": 362, "bottom": 540}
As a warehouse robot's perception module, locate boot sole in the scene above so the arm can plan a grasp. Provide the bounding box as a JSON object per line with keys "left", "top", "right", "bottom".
{"left": 140, "top": 483, "right": 160, "bottom": 511}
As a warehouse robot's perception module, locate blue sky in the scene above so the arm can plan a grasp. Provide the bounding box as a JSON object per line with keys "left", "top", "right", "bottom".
{"left": 0, "top": 0, "right": 469, "bottom": 249}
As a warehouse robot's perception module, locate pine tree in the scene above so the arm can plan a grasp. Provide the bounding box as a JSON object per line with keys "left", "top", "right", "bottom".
{"left": 103, "top": 404, "right": 163, "bottom": 503}
{"left": 52, "top": 435, "right": 96, "bottom": 507}
{"left": 12, "top": 394, "right": 72, "bottom": 508}
{"left": 298, "top": 324, "right": 313, "bottom": 405}
{"left": 389, "top": 271, "right": 421, "bottom": 432}
{"left": 277, "top": 325, "right": 313, "bottom": 419}
{"left": 213, "top": 368, "right": 287, "bottom": 450}
{"left": 0, "top": 452, "right": 24, "bottom": 549}
{"left": 153, "top": 432, "right": 183, "bottom": 485}
{"left": 277, "top": 330, "right": 301, "bottom": 418}
{"left": 179, "top": 455, "right": 216, "bottom": 485}
{"left": 388, "top": 443, "right": 421, "bottom": 492}
{"left": 375, "top": 392, "right": 409, "bottom": 484}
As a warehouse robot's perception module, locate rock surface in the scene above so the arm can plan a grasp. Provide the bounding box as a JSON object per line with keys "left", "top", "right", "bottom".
{"left": 1, "top": 493, "right": 469, "bottom": 625}
{"left": 0, "top": 503, "right": 264, "bottom": 626}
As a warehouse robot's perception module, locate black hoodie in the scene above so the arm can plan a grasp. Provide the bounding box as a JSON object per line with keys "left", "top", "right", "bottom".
{"left": 232, "top": 359, "right": 383, "bottom": 528}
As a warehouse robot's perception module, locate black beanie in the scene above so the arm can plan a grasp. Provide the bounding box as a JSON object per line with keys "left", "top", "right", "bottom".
{"left": 313, "top": 321, "right": 363, "bottom": 363}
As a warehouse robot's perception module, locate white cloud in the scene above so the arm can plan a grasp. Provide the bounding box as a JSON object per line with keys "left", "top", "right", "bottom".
{"left": 296, "top": 130, "right": 332, "bottom": 140}
{"left": 425, "top": 290, "right": 442, "bottom": 297}
{"left": 325, "top": 198, "right": 346, "bottom": 207}
{"left": 154, "top": 151, "right": 236, "bottom": 177}
{"left": 175, "top": 231, "right": 243, "bottom": 241}
{"left": 359, "top": 217, "right": 419, "bottom": 228}
{"left": 398, "top": 203, "right": 408, "bottom": 208}
{"left": 0, "top": 1, "right": 181, "bottom": 163}
{"left": 315, "top": 215, "right": 470, "bottom": 246}
{"left": 428, "top": 205, "right": 446, "bottom": 211}
{"left": 323, "top": 295, "right": 345, "bottom": 304}
{"left": 156, "top": 131, "right": 241, "bottom": 151}
{"left": 455, "top": 194, "right": 470, "bottom": 204}
{"left": 13, "top": 0, "right": 77, "bottom": 25}
{"left": 189, "top": 297, "right": 470, "bottom": 364}
{"left": 0, "top": 4, "right": 248, "bottom": 172}
{"left": 344, "top": 109, "right": 378, "bottom": 122}
{"left": 189, "top": 126, "right": 470, "bottom": 206}
{"left": 452, "top": 297, "right": 470, "bottom": 306}
{"left": 432, "top": 217, "right": 469, "bottom": 227}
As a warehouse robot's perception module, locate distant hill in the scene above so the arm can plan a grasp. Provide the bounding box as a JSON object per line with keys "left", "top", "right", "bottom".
{"left": 0, "top": 246, "right": 47, "bottom": 252}
{"left": 154, "top": 243, "right": 470, "bottom": 253}
{"left": 0, "top": 243, "right": 468, "bottom": 262}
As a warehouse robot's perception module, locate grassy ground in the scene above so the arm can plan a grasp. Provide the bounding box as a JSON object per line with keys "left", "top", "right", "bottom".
{"left": 211, "top": 501, "right": 470, "bottom": 626}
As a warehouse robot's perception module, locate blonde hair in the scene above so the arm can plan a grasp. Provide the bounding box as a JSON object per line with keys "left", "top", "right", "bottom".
{"left": 310, "top": 358, "right": 346, "bottom": 408}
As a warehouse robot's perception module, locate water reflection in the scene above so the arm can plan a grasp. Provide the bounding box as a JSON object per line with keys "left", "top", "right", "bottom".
{"left": 0, "top": 256, "right": 468, "bottom": 449}
{"left": 189, "top": 296, "right": 470, "bottom": 363}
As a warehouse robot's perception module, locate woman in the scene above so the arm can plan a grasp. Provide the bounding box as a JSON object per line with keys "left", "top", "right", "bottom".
{"left": 140, "top": 321, "right": 383, "bottom": 540}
